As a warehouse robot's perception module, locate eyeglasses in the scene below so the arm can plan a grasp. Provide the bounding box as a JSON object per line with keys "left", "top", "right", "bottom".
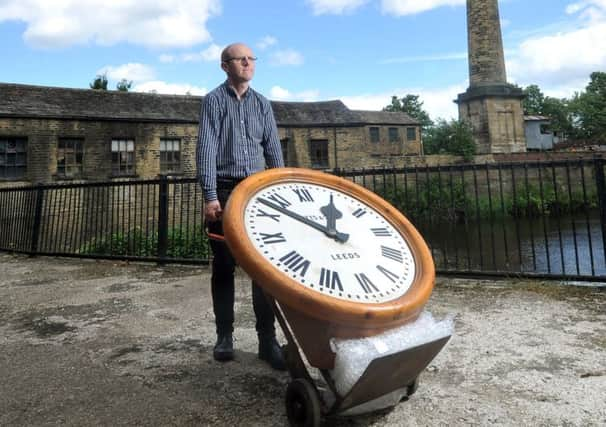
{"left": 224, "top": 56, "right": 257, "bottom": 64}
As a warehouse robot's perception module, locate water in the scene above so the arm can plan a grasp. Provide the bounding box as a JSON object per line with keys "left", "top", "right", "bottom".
{"left": 418, "top": 211, "right": 606, "bottom": 278}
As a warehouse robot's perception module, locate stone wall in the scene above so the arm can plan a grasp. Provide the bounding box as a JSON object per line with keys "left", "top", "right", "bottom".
{"left": 1, "top": 116, "right": 423, "bottom": 188}
{"left": 458, "top": 96, "right": 526, "bottom": 154}
{"left": 0, "top": 117, "right": 198, "bottom": 186}
{"left": 279, "top": 124, "right": 422, "bottom": 170}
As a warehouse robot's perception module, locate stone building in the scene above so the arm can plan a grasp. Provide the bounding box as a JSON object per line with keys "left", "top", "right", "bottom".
{"left": 456, "top": 0, "right": 526, "bottom": 154}
{"left": 0, "top": 82, "right": 421, "bottom": 187}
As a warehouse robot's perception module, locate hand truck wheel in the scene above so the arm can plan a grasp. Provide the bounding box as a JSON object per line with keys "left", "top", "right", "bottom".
{"left": 401, "top": 375, "right": 420, "bottom": 402}
{"left": 285, "top": 378, "right": 321, "bottom": 427}
{"left": 407, "top": 376, "right": 419, "bottom": 396}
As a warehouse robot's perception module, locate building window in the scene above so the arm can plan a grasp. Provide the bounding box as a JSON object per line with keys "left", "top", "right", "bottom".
{"left": 309, "top": 139, "right": 328, "bottom": 169}
{"left": 111, "top": 139, "right": 135, "bottom": 176}
{"left": 369, "top": 127, "right": 380, "bottom": 143}
{"left": 406, "top": 127, "right": 416, "bottom": 141}
{"left": 0, "top": 137, "right": 27, "bottom": 179}
{"left": 388, "top": 127, "right": 399, "bottom": 143}
{"left": 539, "top": 124, "right": 552, "bottom": 135}
{"left": 160, "top": 138, "right": 181, "bottom": 173}
{"left": 57, "top": 138, "right": 84, "bottom": 178}
{"left": 280, "top": 138, "right": 290, "bottom": 166}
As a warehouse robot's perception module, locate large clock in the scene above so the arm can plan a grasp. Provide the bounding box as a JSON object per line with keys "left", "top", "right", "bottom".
{"left": 223, "top": 168, "right": 435, "bottom": 368}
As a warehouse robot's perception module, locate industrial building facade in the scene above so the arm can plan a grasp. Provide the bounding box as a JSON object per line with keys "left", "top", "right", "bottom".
{"left": 0, "top": 83, "right": 422, "bottom": 187}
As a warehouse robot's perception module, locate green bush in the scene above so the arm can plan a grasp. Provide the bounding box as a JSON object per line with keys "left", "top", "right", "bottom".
{"left": 376, "top": 178, "right": 598, "bottom": 222}
{"left": 377, "top": 177, "right": 471, "bottom": 223}
{"left": 80, "top": 225, "right": 210, "bottom": 259}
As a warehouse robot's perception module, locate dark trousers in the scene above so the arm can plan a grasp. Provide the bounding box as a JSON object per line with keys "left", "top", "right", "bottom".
{"left": 207, "top": 184, "right": 276, "bottom": 338}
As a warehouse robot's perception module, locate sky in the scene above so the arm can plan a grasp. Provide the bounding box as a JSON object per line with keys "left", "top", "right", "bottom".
{"left": 0, "top": 0, "right": 605, "bottom": 120}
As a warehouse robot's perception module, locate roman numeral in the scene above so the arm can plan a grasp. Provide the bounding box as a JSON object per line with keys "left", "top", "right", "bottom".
{"left": 352, "top": 208, "right": 367, "bottom": 218}
{"left": 319, "top": 268, "right": 343, "bottom": 291}
{"left": 256, "top": 208, "right": 280, "bottom": 222}
{"left": 279, "top": 250, "right": 310, "bottom": 276}
{"left": 376, "top": 264, "right": 399, "bottom": 283}
{"left": 371, "top": 227, "right": 391, "bottom": 237}
{"left": 293, "top": 188, "right": 314, "bottom": 202}
{"left": 354, "top": 272, "right": 379, "bottom": 294}
{"left": 259, "top": 232, "right": 286, "bottom": 244}
{"left": 381, "top": 245, "right": 403, "bottom": 263}
{"left": 267, "top": 193, "right": 291, "bottom": 209}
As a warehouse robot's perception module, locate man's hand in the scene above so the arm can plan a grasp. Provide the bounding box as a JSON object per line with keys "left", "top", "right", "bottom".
{"left": 204, "top": 200, "right": 223, "bottom": 222}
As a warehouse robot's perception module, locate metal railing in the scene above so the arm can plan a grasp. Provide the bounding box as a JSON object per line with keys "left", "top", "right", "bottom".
{"left": 1, "top": 158, "right": 606, "bottom": 281}
{"left": 0, "top": 177, "right": 209, "bottom": 264}
{"left": 334, "top": 158, "right": 606, "bottom": 281}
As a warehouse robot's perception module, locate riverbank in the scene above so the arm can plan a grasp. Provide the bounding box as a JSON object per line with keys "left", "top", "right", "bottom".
{"left": 0, "top": 253, "right": 605, "bottom": 426}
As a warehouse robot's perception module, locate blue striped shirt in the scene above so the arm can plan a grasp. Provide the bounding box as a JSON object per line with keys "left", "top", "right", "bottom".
{"left": 196, "top": 81, "right": 284, "bottom": 201}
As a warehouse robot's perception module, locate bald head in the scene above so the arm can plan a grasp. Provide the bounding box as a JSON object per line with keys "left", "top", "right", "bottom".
{"left": 220, "top": 42, "right": 256, "bottom": 92}
{"left": 221, "top": 43, "right": 250, "bottom": 62}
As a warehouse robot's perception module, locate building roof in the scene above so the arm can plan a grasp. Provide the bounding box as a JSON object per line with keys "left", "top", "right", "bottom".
{"left": 0, "top": 82, "right": 419, "bottom": 127}
{"left": 271, "top": 100, "right": 359, "bottom": 126}
{"left": 0, "top": 82, "right": 200, "bottom": 123}
{"left": 354, "top": 110, "right": 419, "bottom": 125}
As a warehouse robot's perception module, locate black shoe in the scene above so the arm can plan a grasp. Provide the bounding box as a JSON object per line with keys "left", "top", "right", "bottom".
{"left": 213, "top": 334, "right": 234, "bottom": 361}
{"left": 258, "top": 337, "right": 287, "bottom": 371}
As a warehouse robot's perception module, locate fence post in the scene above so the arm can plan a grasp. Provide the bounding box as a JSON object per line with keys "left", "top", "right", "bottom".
{"left": 594, "top": 157, "right": 606, "bottom": 265}
{"left": 30, "top": 186, "right": 44, "bottom": 254}
{"left": 158, "top": 176, "right": 169, "bottom": 262}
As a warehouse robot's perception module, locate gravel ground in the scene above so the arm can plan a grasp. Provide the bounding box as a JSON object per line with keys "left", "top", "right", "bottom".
{"left": 0, "top": 253, "right": 605, "bottom": 426}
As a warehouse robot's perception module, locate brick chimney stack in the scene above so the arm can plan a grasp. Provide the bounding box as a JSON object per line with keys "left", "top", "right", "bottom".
{"left": 456, "top": 0, "right": 526, "bottom": 154}
{"left": 467, "top": 0, "right": 507, "bottom": 87}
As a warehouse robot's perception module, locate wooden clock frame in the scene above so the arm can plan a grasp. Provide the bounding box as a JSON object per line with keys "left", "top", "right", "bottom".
{"left": 223, "top": 168, "right": 435, "bottom": 367}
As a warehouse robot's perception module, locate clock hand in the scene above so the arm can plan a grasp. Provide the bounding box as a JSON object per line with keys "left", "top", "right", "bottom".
{"left": 257, "top": 197, "right": 349, "bottom": 243}
{"left": 319, "top": 194, "right": 343, "bottom": 237}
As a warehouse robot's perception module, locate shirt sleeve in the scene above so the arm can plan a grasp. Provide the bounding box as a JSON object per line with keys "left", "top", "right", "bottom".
{"left": 262, "top": 103, "right": 285, "bottom": 168}
{"left": 196, "top": 95, "right": 221, "bottom": 202}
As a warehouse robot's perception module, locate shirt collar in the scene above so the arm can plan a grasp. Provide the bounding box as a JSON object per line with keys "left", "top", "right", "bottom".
{"left": 223, "top": 80, "right": 251, "bottom": 100}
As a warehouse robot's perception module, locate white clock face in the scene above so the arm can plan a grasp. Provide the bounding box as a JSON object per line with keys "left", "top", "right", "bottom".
{"left": 243, "top": 181, "right": 416, "bottom": 304}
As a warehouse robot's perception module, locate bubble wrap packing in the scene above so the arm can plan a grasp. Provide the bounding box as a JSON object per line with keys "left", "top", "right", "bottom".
{"left": 329, "top": 311, "right": 454, "bottom": 403}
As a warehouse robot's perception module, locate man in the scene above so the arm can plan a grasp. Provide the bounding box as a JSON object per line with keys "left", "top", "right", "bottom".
{"left": 196, "top": 42, "right": 286, "bottom": 370}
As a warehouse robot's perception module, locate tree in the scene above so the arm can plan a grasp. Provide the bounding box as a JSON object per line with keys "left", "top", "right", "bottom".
{"left": 542, "top": 96, "right": 574, "bottom": 137}
{"left": 90, "top": 73, "right": 108, "bottom": 90}
{"left": 522, "top": 84, "right": 574, "bottom": 139}
{"left": 572, "top": 71, "right": 606, "bottom": 142}
{"left": 523, "top": 84, "right": 546, "bottom": 115}
{"left": 116, "top": 79, "right": 132, "bottom": 92}
{"left": 383, "top": 94, "right": 433, "bottom": 129}
{"left": 423, "top": 119, "right": 476, "bottom": 161}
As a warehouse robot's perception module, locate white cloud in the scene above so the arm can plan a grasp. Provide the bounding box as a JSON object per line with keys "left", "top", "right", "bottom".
{"left": 306, "top": 0, "right": 369, "bottom": 15}
{"left": 380, "top": 0, "right": 464, "bottom": 16}
{"left": 159, "top": 54, "right": 175, "bottom": 63}
{"left": 339, "top": 83, "right": 465, "bottom": 120}
{"left": 98, "top": 63, "right": 156, "bottom": 83}
{"left": 269, "top": 49, "right": 305, "bottom": 66}
{"left": 507, "top": 2, "right": 606, "bottom": 95}
{"left": 132, "top": 81, "right": 207, "bottom": 96}
{"left": 419, "top": 83, "right": 467, "bottom": 120}
{"left": 509, "top": 24, "right": 606, "bottom": 82}
{"left": 0, "top": 0, "right": 221, "bottom": 48}
{"left": 257, "top": 36, "right": 277, "bottom": 50}
{"left": 159, "top": 43, "right": 223, "bottom": 64}
{"left": 181, "top": 43, "right": 223, "bottom": 62}
{"left": 269, "top": 86, "right": 320, "bottom": 102}
{"left": 305, "top": 0, "right": 464, "bottom": 16}
{"left": 566, "top": 0, "right": 606, "bottom": 22}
